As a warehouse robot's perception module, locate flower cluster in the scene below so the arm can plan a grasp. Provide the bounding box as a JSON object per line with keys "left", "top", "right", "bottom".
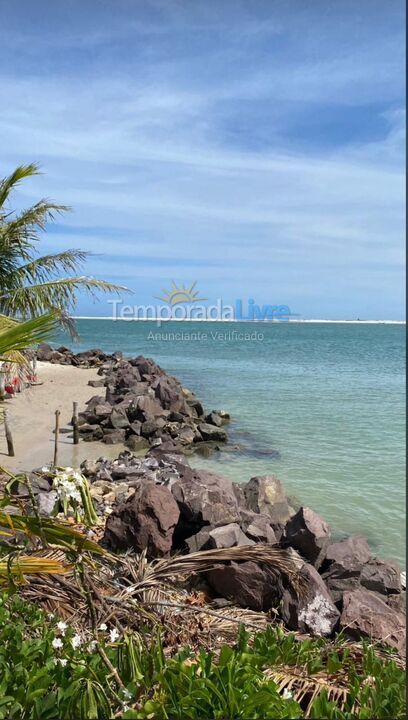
{"left": 52, "top": 468, "right": 85, "bottom": 506}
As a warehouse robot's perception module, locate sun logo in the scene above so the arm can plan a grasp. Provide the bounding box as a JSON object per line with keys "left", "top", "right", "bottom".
{"left": 154, "top": 281, "right": 207, "bottom": 306}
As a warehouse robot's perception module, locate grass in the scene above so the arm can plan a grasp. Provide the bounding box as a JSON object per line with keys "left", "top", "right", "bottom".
{"left": 0, "top": 593, "right": 405, "bottom": 720}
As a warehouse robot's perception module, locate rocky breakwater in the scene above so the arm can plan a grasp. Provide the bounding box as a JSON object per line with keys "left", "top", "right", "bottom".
{"left": 74, "top": 446, "right": 406, "bottom": 656}
{"left": 36, "top": 344, "right": 230, "bottom": 454}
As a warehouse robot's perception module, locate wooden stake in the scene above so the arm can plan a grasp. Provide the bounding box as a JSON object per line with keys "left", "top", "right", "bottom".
{"left": 53, "top": 409, "right": 61, "bottom": 467}
{"left": 72, "top": 401, "right": 79, "bottom": 445}
{"left": 4, "top": 409, "right": 15, "bottom": 457}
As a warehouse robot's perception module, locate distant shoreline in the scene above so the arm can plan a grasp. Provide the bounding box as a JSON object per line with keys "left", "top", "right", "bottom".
{"left": 73, "top": 317, "right": 406, "bottom": 324}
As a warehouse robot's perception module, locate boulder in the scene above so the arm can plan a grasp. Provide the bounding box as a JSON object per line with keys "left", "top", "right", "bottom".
{"left": 36, "top": 490, "right": 58, "bottom": 516}
{"left": 341, "top": 588, "right": 406, "bottom": 656}
{"left": 88, "top": 379, "right": 105, "bottom": 388}
{"left": 281, "top": 563, "right": 340, "bottom": 636}
{"left": 185, "top": 528, "right": 212, "bottom": 553}
{"left": 360, "top": 559, "right": 402, "bottom": 596}
{"left": 124, "top": 435, "right": 150, "bottom": 452}
{"left": 102, "top": 429, "right": 126, "bottom": 444}
{"left": 284, "top": 506, "right": 331, "bottom": 568}
{"left": 208, "top": 523, "right": 254, "bottom": 549}
{"left": 324, "top": 536, "right": 372, "bottom": 571}
{"left": 205, "top": 412, "right": 223, "bottom": 427}
{"left": 171, "top": 469, "right": 241, "bottom": 532}
{"left": 243, "top": 476, "right": 295, "bottom": 533}
{"left": 79, "top": 423, "right": 104, "bottom": 441}
{"left": 197, "top": 423, "right": 227, "bottom": 442}
{"left": 110, "top": 407, "right": 130, "bottom": 430}
{"left": 36, "top": 343, "right": 53, "bottom": 361}
{"left": 207, "top": 561, "right": 268, "bottom": 611}
{"left": 239, "top": 510, "right": 277, "bottom": 544}
{"left": 103, "top": 482, "right": 180, "bottom": 557}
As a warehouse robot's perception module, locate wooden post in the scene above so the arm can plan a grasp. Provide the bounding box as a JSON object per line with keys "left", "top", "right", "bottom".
{"left": 72, "top": 401, "right": 79, "bottom": 445}
{"left": 53, "top": 409, "right": 60, "bottom": 467}
{"left": 4, "top": 409, "right": 15, "bottom": 457}
{"left": 0, "top": 371, "right": 5, "bottom": 401}
{"left": 32, "top": 354, "right": 37, "bottom": 381}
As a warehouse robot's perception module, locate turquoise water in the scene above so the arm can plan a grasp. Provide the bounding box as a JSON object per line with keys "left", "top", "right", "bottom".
{"left": 54, "top": 320, "right": 405, "bottom": 564}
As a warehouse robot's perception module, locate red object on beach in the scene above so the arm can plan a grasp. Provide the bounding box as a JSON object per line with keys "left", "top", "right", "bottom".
{"left": 5, "top": 384, "right": 14, "bottom": 395}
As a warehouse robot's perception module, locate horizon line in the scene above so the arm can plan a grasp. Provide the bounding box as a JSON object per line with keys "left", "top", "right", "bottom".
{"left": 72, "top": 317, "right": 406, "bottom": 324}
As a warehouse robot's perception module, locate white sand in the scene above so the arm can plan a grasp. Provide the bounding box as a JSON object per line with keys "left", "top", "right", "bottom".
{"left": 1, "top": 362, "right": 125, "bottom": 473}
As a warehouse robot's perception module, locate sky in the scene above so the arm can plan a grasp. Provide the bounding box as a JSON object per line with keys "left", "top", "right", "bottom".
{"left": 0, "top": 0, "right": 405, "bottom": 319}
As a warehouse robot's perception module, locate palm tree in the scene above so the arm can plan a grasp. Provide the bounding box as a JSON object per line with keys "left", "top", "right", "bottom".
{"left": 0, "top": 163, "right": 128, "bottom": 318}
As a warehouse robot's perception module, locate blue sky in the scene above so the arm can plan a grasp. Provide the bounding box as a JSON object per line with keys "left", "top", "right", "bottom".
{"left": 0, "top": 0, "right": 405, "bottom": 319}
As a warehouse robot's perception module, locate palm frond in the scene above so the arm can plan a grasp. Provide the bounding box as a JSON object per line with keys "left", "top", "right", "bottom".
{"left": 0, "top": 277, "right": 129, "bottom": 317}
{"left": 0, "top": 312, "right": 60, "bottom": 358}
{"left": 265, "top": 665, "right": 350, "bottom": 717}
{"left": 0, "top": 163, "right": 41, "bottom": 210}
{"left": 0, "top": 555, "right": 71, "bottom": 585}
{"left": 14, "top": 249, "right": 91, "bottom": 284}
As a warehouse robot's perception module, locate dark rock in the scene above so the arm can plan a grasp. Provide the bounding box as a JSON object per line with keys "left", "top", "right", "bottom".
{"left": 284, "top": 506, "right": 331, "bottom": 568}
{"left": 239, "top": 510, "right": 277, "bottom": 544}
{"left": 141, "top": 418, "right": 166, "bottom": 437}
{"left": 102, "top": 429, "right": 126, "bottom": 444}
{"left": 36, "top": 343, "right": 53, "bottom": 361}
{"left": 244, "top": 475, "right": 295, "bottom": 528}
{"left": 323, "top": 536, "right": 372, "bottom": 571}
{"left": 88, "top": 379, "right": 105, "bottom": 388}
{"left": 171, "top": 469, "right": 241, "bottom": 531}
{"left": 124, "top": 435, "right": 150, "bottom": 452}
{"left": 128, "top": 421, "right": 142, "bottom": 436}
{"left": 281, "top": 563, "right": 340, "bottom": 636}
{"left": 205, "top": 412, "right": 223, "bottom": 427}
{"left": 208, "top": 523, "right": 254, "bottom": 549}
{"left": 110, "top": 407, "right": 130, "bottom": 430}
{"left": 79, "top": 423, "right": 104, "bottom": 441}
{"left": 93, "top": 403, "right": 112, "bottom": 419}
{"left": 186, "top": 528, "right": 212, "bottom": 552}
{"left": 103, "top": 482, "right": 180, "bottom": 557}
{"left": 341, "top": 589, "right": 406, "bottom": 656}
{"left": 360, "top": 559, "right": 402, "bottom": 595}
{"left": 207, "top": 561, "right": 267, "bottom": 611}
{"left": 197, "top": 423, "right": 227, "bottom": 442}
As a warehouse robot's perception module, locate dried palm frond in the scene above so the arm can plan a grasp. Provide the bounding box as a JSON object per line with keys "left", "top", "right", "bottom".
{"left": 0, "top": 554, "right": 71, "bottom": 585}
{"left": 265, "top": 665, "right": 351, "bottom": 716}
{"left": 120, "top": 544, "right": 303, "bottom": 601}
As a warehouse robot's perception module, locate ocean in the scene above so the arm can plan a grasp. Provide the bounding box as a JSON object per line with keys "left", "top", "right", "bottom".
{"left": 54, "top": 320, "right": 406, "bottom": 565}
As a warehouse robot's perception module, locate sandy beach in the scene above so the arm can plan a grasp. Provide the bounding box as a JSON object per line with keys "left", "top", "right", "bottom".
{"left": 1, "top": 362, "right": 126, "bottom": 473}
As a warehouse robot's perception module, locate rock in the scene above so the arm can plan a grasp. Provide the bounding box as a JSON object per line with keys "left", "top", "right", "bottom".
{"left": 239, "top": 510, "right": 277, "bottom": 544}
{"left": 177, "top": 426, "right": 196, "bottom": 445}
{"left": 186, "top": 528, "right": 212, "bottom": 552}
{"left": 341, "top": 589, "right": 406, "bottom": 656}
{"left": 88, "top": 379, "right": 105, "bottom": 388}
{"left": 79, "top": 423, "right": 104, "bottom": 441}
{"left": 110, "top": 407, "right": 130, "bottom": 430}
{"left": 244, "top": 476, "right": 295, "bottom": 529}
{"left": 103, "top": 482, "right": 180, "bottom": 557}
{"left": 93, "top": 403, "right": 112, "bottom": 419}
{"left": 207, "top": 561, "right": 268, "bottom": 611}
{"left": 323, "top": 536, "right": 372, "bottom": 571}
{"left": 171, "top": 469, "right": 241, "bottom": 533}
{"left": 141, "top": 418, "right": 166, "bottom": 437}
{"left": 128, "top": 421, "right": 142, "bottom": 436}
{"left": 208, "top": 523, "right": 254, "bottom": 549}
{"left": 281, "top": 563, "right": 340, "bottom": 636}
{"left": 360, "top": 559, "right": 402, "bottom": 595}
{"left": 124, "top": 435, "right": 150, "bottom": 452}
{"left": 284, "top": 507, "right": 331, "bottom": 568}
{"left": 321, "top": 536, "right": 373, "bottom": 605}
{"left": 36, "top": 342, "right": 53, "bottom": 361}
{"left": 197, "top": 423, "right": 227, "bottom": 442}
{"left": 205, "top": 412, "right": 223, "bottom": 427}
{"left": 102, "top": 429, "right": 126, "bottom": 444}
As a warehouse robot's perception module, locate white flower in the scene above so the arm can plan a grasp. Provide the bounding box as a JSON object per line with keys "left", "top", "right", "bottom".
{"left": 88, "top": 640, "right": 97, "bottom": 651}
{"left": 283, "top": 688, "right": 293, "bottom": 700}
{"left": 109, "top": 628, "right": 120, "bottom": 642}
{"left": 52, "top": 637, "right": 63, "bottom": 649}
{"left": 56, "top": 621, "right": 67, "bottom": 635}
{"left": 56, "top": 658, "right": 68, "bottom": 667}
{"left": 48, "top": 613, "right": 55, "bottom": 620}
{"left": 71, "top": 634, "right": 82, "bottom": 649}
{"left": 41, "top": 466, "right": 49, "bottom": 473}
{"left": 99, "top": 623, "right": 107, "bottom": 631}
{"left": 122, "top": 689, "right": 132, "bottom": 699}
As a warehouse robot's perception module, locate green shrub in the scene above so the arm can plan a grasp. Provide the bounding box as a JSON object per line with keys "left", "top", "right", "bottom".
{"left": 0, "top": 594, "right": 405, "bottom": 719}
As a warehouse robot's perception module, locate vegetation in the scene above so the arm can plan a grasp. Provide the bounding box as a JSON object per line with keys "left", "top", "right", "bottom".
{"left": 0, "top": 594, "right": 405, "bottom": 719}
{"left": 0, "top": 163, "right": 127, "bottom": 319}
